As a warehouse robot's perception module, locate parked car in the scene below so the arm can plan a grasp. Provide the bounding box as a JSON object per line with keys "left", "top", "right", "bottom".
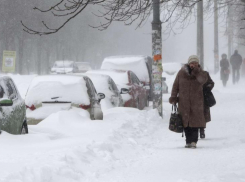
{"left": 85, "top": 73, "right": 124, "bottom": 111}
{"left": 162, "top": 62, "right": 182, "bottom": 75}
{"left": 25, "top": 75, "right": 105, "bottom": 124}
{"left": 75, "top": 62, "right": 92, "bottom": 73}
{"left": 87, "top": 69, "right": 148, "bottom": 110}
{"left": 50, "top": 60, "right": 79, "bottom": 74}
{"left": 101, "top": 55, "right": 153, "bottom": 102}
{"left": 0, "top": 76, "right": 28, "bottom": 134}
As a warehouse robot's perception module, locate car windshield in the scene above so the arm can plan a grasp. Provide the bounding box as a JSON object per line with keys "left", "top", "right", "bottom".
{"left": 76, "top": 63, "right": 91, "bottom": 70}
{"left": 53, "top": 61, "right": 73, "bottom": 68}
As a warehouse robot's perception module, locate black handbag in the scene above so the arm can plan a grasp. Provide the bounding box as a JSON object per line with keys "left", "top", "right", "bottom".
{"left": 169, "top": 104, "right": 183, "bottom": 133}
{"left": 203, "top": 88, "right": 216, "bottom": 107}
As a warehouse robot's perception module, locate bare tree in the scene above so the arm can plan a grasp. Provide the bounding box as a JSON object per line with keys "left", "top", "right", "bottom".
{"left": 22, "top": 0, "right": 220, "bottom": 36}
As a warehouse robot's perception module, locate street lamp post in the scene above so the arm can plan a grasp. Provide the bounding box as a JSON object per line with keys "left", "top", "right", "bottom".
{"left": 152, "top": 0, "right": 163, "bottom": 117}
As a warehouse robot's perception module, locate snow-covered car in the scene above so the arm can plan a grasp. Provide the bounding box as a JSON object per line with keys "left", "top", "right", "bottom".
{"left": 162, "top": 62, "right": 183, "bottom": 75}
{"left": 75, "top": 62, "right": 92, "bottom": 73}
{"left": 101, "top": 55, "right": 153, "bottom": 102}
{"left": 25, "top": 75, "right": 105, "bottom": 124}
{"left": 0, "top": 76, "right": 28, "bottom": 134}
{"left": 87, "top": 70, "right": 148, "bottom": 110}
{"left": 50, "top": 60, "right": 79, "bottom": 74}
{"left": 85, "top": 72, "right": 124, "bottom": 111}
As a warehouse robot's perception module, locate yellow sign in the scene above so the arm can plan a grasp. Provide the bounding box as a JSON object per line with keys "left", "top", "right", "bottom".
{"left": 2, "top": 51, "right": 16, "bottom": 73}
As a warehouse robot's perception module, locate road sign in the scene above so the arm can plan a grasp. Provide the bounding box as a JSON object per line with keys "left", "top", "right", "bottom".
{"left": 2, "top": 51, "right": 16, "bottom": 73}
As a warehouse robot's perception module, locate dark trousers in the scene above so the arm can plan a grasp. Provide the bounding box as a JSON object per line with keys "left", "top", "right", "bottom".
{"left": 232, "top": 68, "right": 240, "bottom": 84}
{"left": 199, "top": 127, "right": 205, "bottom": 134}
{"left": 184, "top": 127, "right": 198, "bottom": 144}
{"left": 222, "top": 79, "right": 227, "bottom": 87}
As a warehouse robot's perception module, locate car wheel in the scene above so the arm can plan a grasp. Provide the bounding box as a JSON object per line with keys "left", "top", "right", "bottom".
{"left": 136, "top": 98, "right": 140, "bottom": 109}
{"left": 21, "top": 121, "right": 28, "bottom": 134}
{"left": 90, "top": 106, "right": 96, "bottom": 120}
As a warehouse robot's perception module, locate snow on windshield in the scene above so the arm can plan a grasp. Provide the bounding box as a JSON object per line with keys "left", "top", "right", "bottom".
{"left": 53, "top": 61, "right": 74, "bottom": 68}
{"left": 162, "top": 62, "right": 183, "bottom": 75}
{"left": 85, "top": 73, "right": 115, "bottom": 111}
{"left": 25, "top": 75, "right": 90, "bottom": 106}
{"left": 101, "top": 56, "right": 149, "bottom": 82}
{"left": 86, "top": 74, "right": 111, "bottom": 96}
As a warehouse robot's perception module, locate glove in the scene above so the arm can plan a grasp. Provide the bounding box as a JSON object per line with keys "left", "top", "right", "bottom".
{"left": 169, "top": 97, "right": 178, "bottom": 104}
{"left": 191, "top": 67, "right": 201, "bottom": 76}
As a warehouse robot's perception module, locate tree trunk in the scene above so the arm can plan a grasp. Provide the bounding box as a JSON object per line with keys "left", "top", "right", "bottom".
{"left": 197, "top": 1, "right": 204, "bottom": 68}
{"left": 18, "top": 37, "right": 24, "bottom": 74}
{"left": 37, "top": 39, "right": 42, "bottom": 75}
{"left": 227, "top": 4, "right": 233, "bottom": 58}
{"left": 214, "top": 0, "right": 219, "bottom": 74}
{"left": 45, "top": 49, "right": 50, "bottom": 74}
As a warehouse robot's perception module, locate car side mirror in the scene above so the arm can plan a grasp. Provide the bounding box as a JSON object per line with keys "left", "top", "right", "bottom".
{"left": 143, "top": 85, "right": 150, "bottom": 90}
{"left": 120, "top": 88, "right": 129, "bottom": 94}
{"left": 97, "top": 93, "right": 105, "bottom": 102}
{"left": 162, "top": 77, "right": 166, "bottom": 81}
{"left": 140, "top": 82, "right": 145, "bottom": 87}
{"left": 0, "top": 99, "right": 13, "bottom": 106}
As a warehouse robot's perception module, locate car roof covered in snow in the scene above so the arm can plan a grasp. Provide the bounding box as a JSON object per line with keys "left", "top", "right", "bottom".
{"left": 25, "top": 75, "right": 90, "bottom": 106}
{"left": 86, "top": 70, "right": 129, "bottom": 86}
{"left": 101, "top": 55, "right": 150, "bottom": 83}
{"left": 162, "top": 62, "right": 183, "bottom": 75}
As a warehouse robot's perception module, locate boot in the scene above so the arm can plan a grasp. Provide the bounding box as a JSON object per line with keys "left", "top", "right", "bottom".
{"left": 185, "top": 143, "right": 191, "bottom": 148}
{"left": 200, "top": 128, "right": 205, "bottom": 139}
{"left": 190, "top": 142, "right": 196, "bottom": 149}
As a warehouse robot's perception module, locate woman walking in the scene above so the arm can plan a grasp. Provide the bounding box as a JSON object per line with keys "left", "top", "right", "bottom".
{"left": 169, "top": 55, "right": 208, "bottom": 149}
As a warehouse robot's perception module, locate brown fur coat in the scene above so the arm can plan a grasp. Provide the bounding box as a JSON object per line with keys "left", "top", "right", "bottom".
{"left": 169, "top": 64, "right": 208, "bottom": 128}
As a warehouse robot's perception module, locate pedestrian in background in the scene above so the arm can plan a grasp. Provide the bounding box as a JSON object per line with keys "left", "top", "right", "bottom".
{"left": 169, "top": 55, "right": 208, "bottom": 149}
{"left": 220, "top": 53, "right": 230, "bottom": 87}
{"left": 230, "top": 50, "right": 242, "bottom": 84}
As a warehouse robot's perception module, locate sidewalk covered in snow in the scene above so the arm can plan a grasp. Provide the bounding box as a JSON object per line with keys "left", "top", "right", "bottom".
{"left": 0, "top": 74, "right": 245, "bottom": 182}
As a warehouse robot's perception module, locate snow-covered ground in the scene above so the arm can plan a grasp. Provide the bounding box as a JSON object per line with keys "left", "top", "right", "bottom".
{"left": 0, "top": 73, "right": 245, "bottom": 182}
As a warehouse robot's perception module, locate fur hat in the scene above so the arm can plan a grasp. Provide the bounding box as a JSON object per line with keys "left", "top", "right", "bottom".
{"left": 188, "top": 55, "right": 199, "bottom": 64}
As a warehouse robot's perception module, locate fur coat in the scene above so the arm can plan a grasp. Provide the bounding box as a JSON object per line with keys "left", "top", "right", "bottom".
{"left": 169, "top": 64, "right": 208, "bottom": 128}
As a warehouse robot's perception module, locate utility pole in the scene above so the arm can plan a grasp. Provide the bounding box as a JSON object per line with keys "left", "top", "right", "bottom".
{"left": 197, "top": 0, "right": 204, "bottom": 68}
{"left": 214, "top": 0, "right": 219, "bottom": 74}
{"left": 152, "top": 0, "right": 162, "bottom": 117}
{"left": 227, "top": 4, "right": 233, "bottom": 58}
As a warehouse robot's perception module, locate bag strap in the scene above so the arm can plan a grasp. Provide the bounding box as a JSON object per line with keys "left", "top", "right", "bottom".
{"left": 172, "top": 104, "right": 178, "bottom": 113}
